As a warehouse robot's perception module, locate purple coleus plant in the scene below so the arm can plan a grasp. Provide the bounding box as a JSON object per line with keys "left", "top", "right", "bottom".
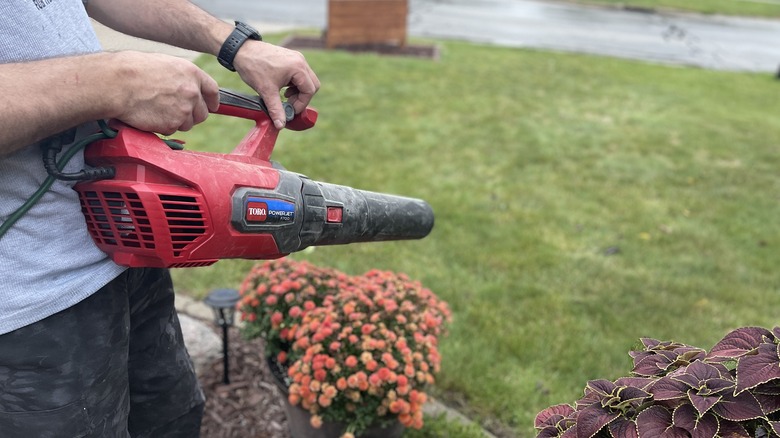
{"left": 648, "top": 360, "right": 761, "bottom": 437}
{"left": 535, "top": 403, "right": 576, "bottom": 438}
{"left": 707, "top": 327, "right": 780, "bottom": 436}
{"left": 707, "top": 327, "right": 780, "bottom": 396}
{"left": 534, "top": 327, "right": 780, "bottom": 438}
{"left": 629, "top": 339, "right": 706, "bottom": 378}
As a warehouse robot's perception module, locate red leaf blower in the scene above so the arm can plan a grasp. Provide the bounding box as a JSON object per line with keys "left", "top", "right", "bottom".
{"left": 69, "top": 89, "right": 434, "bottom": 268}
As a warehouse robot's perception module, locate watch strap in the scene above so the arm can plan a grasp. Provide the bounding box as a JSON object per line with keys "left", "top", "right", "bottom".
{"left": 218, "top": 21, "right": 262, "bottom": 72}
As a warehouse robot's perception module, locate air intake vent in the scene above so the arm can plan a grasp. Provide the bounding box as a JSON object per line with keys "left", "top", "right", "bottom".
{"left": 80, "top": 191, "right": 155, "bottom": 249}
{"left": 159, "top": 194, "right": 207, "bottom": 257}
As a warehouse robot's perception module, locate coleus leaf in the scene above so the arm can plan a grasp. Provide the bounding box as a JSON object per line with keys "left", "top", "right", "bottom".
{"left": 709, "top": 390, "right": 765, "bottom": 422}
{"left": 635, "top": 405, "right": 689, "bottom": 438}
{"left": 535, "top": 404, "right": 576, "bottom": 429}
{"left": 753, "top": 380, "right": 780, "bottom": 396}
{"left": 700, "top": 378, "right": 737, "bottom": 396}
{"left": 706, "top": 361, "right": 734, "bottom": 379}
{"left": 677, "top": 348, "right": 706, "bottom": 363}
{"left": 687, "top": 392, "right": 721, "bottom": 417}
{"left": 575, "top": 406, "right": 619, "bottom": 438}
{"left": 651, "top": 376, "right": 689, "bottom": 401}
{"left": 672, "top": 404, "right": 718, "bottom": 438}
{"left": 707, "top": 327, "right": 773, "bottom": 360}
{"left": 753, "top": 393, "right": 780, "bottom": 415}
{"left": 586, "top": 380, "right": 616, "bottom": 397}
{"left": 537, "top": 426, "right": 563, "bottom": 438}
{"left": 608, "top": 418, "right": 638, "bottom": 438}
{"left": 634, "top": 347, "right": 706, "bottom": 374}
{"left": 618, "top": 386, "right": 653, "bottom": 403}
{"left": 639, "top": 338, "right": 664, "bottom": 350}
{"left": 671, "top": 361, "right": 727, "bottom": 389}
{"left": 576, "top": 391, "right": 601, "bottom": 410}
{"left": 642, "top": 339, "right": 693, "bottom": 352}
{"left": 633, "top": 355, "right": 675, "bottom": 377}
{"left": 537, "top": 426, "right": 561, "bottom": 438}
{"left": 735, "top": 343, "right": 780, "bottom": 394}
{"left": 715, "top": 419, "right": 750, "bottom": 437}
{"left": 615, "top": 377, "right": 656, "bottom": 391}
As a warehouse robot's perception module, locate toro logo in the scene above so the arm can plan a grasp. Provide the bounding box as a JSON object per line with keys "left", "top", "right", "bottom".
{"left": 246, "top": 201, "right": 268, "bottom": 222}
{"left": 245, "top": 197, "right": 296, "bottom": 223}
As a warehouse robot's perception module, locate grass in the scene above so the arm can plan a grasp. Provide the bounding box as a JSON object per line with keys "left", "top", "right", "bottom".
{"left": 172, "top": 36, "right": 780, "bottom": 437}
{"left": 578, "top": 0, "right": 780, "bottom": 17}
{"left": 404, "top": 414, "right": 489, "bottom": 437}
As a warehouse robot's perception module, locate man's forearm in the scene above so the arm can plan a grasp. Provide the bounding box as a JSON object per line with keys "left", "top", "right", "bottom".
{"left": 0, "top": 53, "right": 121, "bottom": 155}
{"left": 0, "top": 50, "right": 219, "bottom": 156}
{"left": 86, "top": 0, "right": 231, "bottom": 57}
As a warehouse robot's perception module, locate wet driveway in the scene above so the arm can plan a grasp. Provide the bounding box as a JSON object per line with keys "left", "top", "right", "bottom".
{"left": 192, "top": 0, "right": 780, "bottom": 72}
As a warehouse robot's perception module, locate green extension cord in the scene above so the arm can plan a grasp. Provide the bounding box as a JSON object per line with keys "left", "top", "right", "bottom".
{"left": 0, "top": 121, "right": 185, "bottom": 240}
{"left": 0, "top": 121, "right": 117, "bottom": 239}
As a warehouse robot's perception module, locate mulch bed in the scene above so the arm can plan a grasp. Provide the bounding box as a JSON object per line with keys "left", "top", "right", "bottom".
{"left": 197, "top": 328, "right": 511, "bottom": 438}
{"left": 281, "top": 35, "right": 440, "bottom": 60}
{"left": 198, "top": 327, "right": 292, "bottom": 438}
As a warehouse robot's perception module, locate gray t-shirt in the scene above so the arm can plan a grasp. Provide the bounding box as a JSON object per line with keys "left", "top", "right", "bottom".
{"left": 0, "top": 0, "right": 126, "bottom": 334}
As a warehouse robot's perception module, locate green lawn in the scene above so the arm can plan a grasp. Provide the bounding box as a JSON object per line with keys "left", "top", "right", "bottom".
{"left": 579, "top": 0, "right": 780, "bottom": 17}
{"left": 172, "top": 37, "right": 780, "bottom": 437}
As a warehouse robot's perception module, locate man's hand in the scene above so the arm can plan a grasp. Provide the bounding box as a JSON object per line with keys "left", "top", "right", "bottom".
{"left": 233, "top": 42, "right": 321, "bottom": 130}
{"left": 109, "top": 52, "right": 220, "bottom": 135}
{"left": 0, "top": 51, "right": 220, "bottom": 155}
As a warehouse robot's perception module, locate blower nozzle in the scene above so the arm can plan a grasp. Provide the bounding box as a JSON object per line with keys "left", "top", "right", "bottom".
{"left": 232, "top": 170, "right": 433, "bottom": 255}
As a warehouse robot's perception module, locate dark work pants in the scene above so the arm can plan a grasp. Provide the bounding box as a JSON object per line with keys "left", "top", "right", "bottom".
{"left": 0, "top": 268, "right": 204, "bottom": 438}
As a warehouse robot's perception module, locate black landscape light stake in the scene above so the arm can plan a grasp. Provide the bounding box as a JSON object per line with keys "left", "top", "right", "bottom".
{"left": 204, "top": 288, "right": 241, "bottom": 384}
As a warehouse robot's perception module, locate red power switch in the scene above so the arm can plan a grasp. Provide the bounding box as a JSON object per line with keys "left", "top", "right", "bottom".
{"left": 327, "top": 206, "right": 343, "bottom": 223}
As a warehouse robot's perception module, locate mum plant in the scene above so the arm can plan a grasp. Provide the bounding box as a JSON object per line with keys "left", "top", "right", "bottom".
{"left": 534, "top": 327, "right": 780, "bottom": 438}
{"left": 238, "top": 258, "right": 452, "bottom": 437}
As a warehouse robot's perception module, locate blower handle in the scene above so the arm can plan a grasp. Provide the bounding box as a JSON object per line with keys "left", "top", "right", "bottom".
{"left": 214, "top": 88, "right": 318, "bottom": 160}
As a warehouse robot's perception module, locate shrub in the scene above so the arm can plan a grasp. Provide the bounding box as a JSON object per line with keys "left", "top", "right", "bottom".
{"left": 534, "top": 327, "right": 780, "bottom": 438}
{"left": 238, "top": 258, "right": 452, "bottom": 437}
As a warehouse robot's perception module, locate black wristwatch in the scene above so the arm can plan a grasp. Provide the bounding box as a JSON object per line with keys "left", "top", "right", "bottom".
{"left": 218, "top": 21, "right": 262, "bottom": 72}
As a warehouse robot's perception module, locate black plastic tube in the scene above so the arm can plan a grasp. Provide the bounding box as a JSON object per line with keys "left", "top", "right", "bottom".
{"left": 298, "top": 179, "right": 434, "bottom": 249}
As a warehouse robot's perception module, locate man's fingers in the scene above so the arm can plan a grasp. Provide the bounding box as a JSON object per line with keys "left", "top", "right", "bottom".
{"left": 231, "top": 42, "right": 320, "bottom": 123}
{"left": 199, "top": 71, "right": 221, "bottom": 113}
{"left": 203, "top": 85, "right": 220, "bottom": 113}
{"left": 259, "top": 88, "right": 286, "bottom": 129}
{"left": 178, "top": 115, "right": 195, "bottom": 133}
{"left": 287, "top": 71, "right": 319, "bottom": 114}
{"left": 192, "top": 98, "right": 210, "bottom": 126}
{"left": 309, "top": 66, "right": 321, "bottom": 93}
